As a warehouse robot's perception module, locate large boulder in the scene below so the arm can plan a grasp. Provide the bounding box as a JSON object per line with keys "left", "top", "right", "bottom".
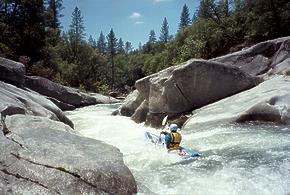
{"left": 184, "top": 76, "right": 290, "bottom": 132}
{"left": 212, "top": 36, "right": 290, "bottom": 77}
{"left": 0, "top": 57, "right": 25, "bottom": 87}
{"left": 25, "top": 76, "right": 97, "bottom": 108}
{"left": 113, "top": 90, "right": 144, "bottom": 117}
{"left": 0, "top": 115, "right": 137, "bottom": 194}
{"left": 134, "top": 59, "right": 259, "bottom": 127}
{"left": 131, "top": 99, "right": 149, "bottom": 123}
{"left": 0, "top": 81, "right": 73, "bottom": 128}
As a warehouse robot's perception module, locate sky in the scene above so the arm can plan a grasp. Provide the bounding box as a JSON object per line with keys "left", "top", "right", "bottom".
{"left": 60, "top": 0, "right": 200, "bottom": 49}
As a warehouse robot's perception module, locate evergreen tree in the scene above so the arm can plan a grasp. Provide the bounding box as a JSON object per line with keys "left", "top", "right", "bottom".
{"left": 45, "top": 0, "right": 63, "bottom": 46}
{"left": 179, "top": 4, "right": 191, "bottom": 29}
{"left": 107, "top": 29, "right": 118, "bottom": 89}
{"left": 97, "top": 31, "right": 107, "bottom": 55}
{"left": 88, "top": 35, "right": 97, "bottom": 49}
{"left": 160, "top": 17, "right": 170, "bottom": 43}
{"left": 148, "top": 30, "right": 157, "bottom": 44}
{"left": 125, "top": 41, "right": 133, "bottom": 53}
{"left": 117, "top": 38, "right": 125, "bottom": 54}
{"left": 46, "top": 0, "right": 63, "bottom": 29}
{"left": 197, "top": 0, "right": 215, "bottom": 19}
{"left": 68, "top": 6, "right": 85, "bottom": 61}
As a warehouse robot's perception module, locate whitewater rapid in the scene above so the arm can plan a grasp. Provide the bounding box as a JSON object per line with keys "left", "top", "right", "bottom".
{"left": 66, "top": 104, "right": 290, "bottom": 195}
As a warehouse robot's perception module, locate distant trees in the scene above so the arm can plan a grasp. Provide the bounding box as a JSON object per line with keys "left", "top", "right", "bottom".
{"left": 159, "top": 17, "right": 170, "bottom": 43}
{"left": 97, "top": 31, "right": 107, "bottom": 55}
{"left": 179, "top": 4, "right": 191, "bottom": 29}
{"left": 1, "top": 0, "right": 290, "bottom": 94}
{"left": 107, "top": 29, "right": 118, "bottom": 89}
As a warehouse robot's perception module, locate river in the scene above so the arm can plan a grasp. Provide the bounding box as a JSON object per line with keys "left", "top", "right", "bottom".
{"left": 66, "top": 104, "right": 290, "bottom": 195}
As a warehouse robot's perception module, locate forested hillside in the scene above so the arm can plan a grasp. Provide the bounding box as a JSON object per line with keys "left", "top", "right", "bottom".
{"left": 1, "top": 0, "right": 289, "bottom": 94}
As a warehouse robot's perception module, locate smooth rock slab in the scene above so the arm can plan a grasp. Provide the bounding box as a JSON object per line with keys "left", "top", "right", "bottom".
{"left": 184, "top": 76, "right": 290, "bottom": 132}
{"left": 0, "top": 115, "right": 137, "bottom": 194}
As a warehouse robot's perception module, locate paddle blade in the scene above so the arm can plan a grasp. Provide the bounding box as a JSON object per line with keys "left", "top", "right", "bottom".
{"left": 162, "top": 115, "right": 168, "bottom": 126}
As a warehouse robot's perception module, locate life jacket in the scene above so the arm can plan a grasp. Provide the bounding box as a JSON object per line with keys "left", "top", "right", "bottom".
{"left": 168, "top": 132, "right": 182, "bottom": 150}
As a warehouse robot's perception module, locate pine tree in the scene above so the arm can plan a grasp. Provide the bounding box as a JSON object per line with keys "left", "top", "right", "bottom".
{"left": 125, "top": 41, "right": 133, "bottom": 53}
{"left": 88, "top": 35, "right": 97, "bottom": 49}
{"left": 107, "top": 29, "right": 118, "bottom": 89}
{"left": 159, "top": 17, "right": 169, "bottom": 43}
{"left": 148, "top": 30, "right": 157, "bottom": 44}
{"left": 97, "top": 31, "right": 107, "bottom": 55}
{"left": 45, "top": 0, "right": 63, "bottom": 46}
{"left": 197, "top": 0, "right": 215, "bottom": 19}
{"left": 68, "top": 6, "right": 86, "bottom": 61}
{"left": 179, "top": 4, "right": 191, "bottom": 29}
{"left": 117, "top": 38, "right": 125, "bottom": 54}
{"left": 46, "top": 0, "right": 63, "bottom": 29}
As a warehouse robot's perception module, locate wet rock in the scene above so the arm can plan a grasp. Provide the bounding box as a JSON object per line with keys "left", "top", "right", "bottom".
{"left": 114, "top": 90, "right": 144, "bottom": 117}
{"left": 46, "top": 97, "right": 76, "bottom": 111}
{"left": 25, "top": 76, "right": 97, "bottom": 107}
{"left": 131, "top": 100, "right": 149, "bottom": 123}
{"left": 0, "top": 57, "right": 25, "bottom": 87}
{"left": 0, "top": 115, "right": 137, "bottom": 194}
{"left": 0, "top": 81, "right": 73, "bottom": 128}
{"left": 91, "top": 93, "right": 120, "bottom": 104}
{"left": 134, "top": 59, "right": 259, "bottom": 127}
{"left": 184, "top": 76, "right": 290, "bottom": 131}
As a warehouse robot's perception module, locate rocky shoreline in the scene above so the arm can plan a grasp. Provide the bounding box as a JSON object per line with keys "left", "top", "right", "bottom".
{"left": 115, "top": 36, "right": 290, "bottom": 129}
{"left": 0, "top": 57, "right": 136, "bottom": 194}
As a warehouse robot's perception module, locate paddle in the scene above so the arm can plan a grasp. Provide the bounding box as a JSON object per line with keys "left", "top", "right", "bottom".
{"left": 159, "top": 115, "right": 168, "bottom": 143}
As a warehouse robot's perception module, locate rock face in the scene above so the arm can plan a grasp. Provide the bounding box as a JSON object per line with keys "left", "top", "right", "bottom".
{"left": 25, "top": 76, "right": 97, "bottom": 108}
{"left": 0, "top": 57, "right": 25, "bottom": 87}
{"left": 0, "top": 81, "right": 74, "bottom": 128}
{"left": 184, "top": 76, "right": 290, "bottom": 132}
{"left": 133, "top": 59, "right": 259, "bottom": 127}
{"left": 212, "top": 36, "right": 290, "bottom": 77}
{"left": 113, "top": 90, "right": 144, "bottom": 117}
{"left": 92, "top": 93, "right": 120, "bottom": 104}
{"left": 0, "top": 115, "right": 137, "bottom": 194}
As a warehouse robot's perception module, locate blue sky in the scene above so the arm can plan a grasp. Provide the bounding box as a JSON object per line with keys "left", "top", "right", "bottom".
{"left": 60, "top": 0, "right": 200, "bottom": 48}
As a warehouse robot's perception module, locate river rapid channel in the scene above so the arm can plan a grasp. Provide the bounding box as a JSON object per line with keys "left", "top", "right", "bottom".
{"left": 66, "top": 104, "right": 290, "bottom": 195}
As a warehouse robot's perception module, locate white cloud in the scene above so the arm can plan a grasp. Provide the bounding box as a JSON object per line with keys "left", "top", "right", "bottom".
{"left": 129, "top": 12, "right": 141, "bottom": 19}
{"left": 153, "top": 0, "right": 170, "bottom": 3}
{"left": 135, "top": 21, "right": 144, "bottom": 25}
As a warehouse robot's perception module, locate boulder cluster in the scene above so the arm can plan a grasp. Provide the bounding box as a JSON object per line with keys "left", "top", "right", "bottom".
{"left": 115, "top": 36, "right": 290, "bottom": 129}
{"left": 0, "top": 57, "right": 136, "bottom": 194}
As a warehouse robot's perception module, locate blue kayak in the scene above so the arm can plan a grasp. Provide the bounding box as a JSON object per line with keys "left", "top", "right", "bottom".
{"left": 145, "top": 131, "right": 200, "bottom": 160}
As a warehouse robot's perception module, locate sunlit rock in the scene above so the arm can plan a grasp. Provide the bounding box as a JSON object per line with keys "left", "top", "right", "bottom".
{"left": 184, "top": 76, "right": 290, "bottom": 131}
{"left": 0, "top": 115, "right": 137, "bottom": 194}
{"left": 0, "top": 81, "right": 73, "bottom": 128}
{"left": 212, "top": 36, "right": 290, "bottom": 77}
{"left": 134, "top": 59, "right": 259, "bottom": 127}
{"left": 25, "top": 76, "right": 97, "bottom": 108}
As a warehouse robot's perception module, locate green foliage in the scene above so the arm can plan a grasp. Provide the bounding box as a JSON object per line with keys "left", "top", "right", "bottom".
{"left": 79, "top": 84, "right": 85, "bottom": 92}
{"left": 94, "top": 81, "right": 110, "bottom": 95}
{"left": 179, "top": 4, "right": 191, "bottom": 29}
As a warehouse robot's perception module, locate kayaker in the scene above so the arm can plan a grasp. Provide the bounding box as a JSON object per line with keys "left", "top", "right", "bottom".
{"left": 160, "top": 123, "right": 182, "bottom": 151}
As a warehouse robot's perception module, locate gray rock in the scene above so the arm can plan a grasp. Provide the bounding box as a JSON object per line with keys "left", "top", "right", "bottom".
{"left": 115, "top": 90, "right": 144, "bottom": 117}
{"left": 25, "top": 76, "right": 97, "bottom": 107}
{"left": 184, "top": 76, "right": 290, "bottom": 132}
{"left": 212, "top": 36, "right": 290, "bottom": 77}
{"left": 47, "top": 97, "right": 76, "bottom": 111}
{"left": 0, "top": 81, "right": 73, "bottom": 128}
{"left": 0, "top": 57, "right": 25, "bottom": 87}
{"left": 131, "top": 100, "right": 149, "bottom": 123}
{"left": 91, "top": 93, "right": 120, "bottom": 104}
{"left": 132, "top": 59, "right": 259, "bottom": 127}
{"left": 0, "top": 115, "right": 137, "bottom": 194}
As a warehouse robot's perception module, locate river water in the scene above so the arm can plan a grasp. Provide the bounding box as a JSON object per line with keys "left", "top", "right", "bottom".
{"left": 66, "top": 104, "right": 290, "bottom": 195}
